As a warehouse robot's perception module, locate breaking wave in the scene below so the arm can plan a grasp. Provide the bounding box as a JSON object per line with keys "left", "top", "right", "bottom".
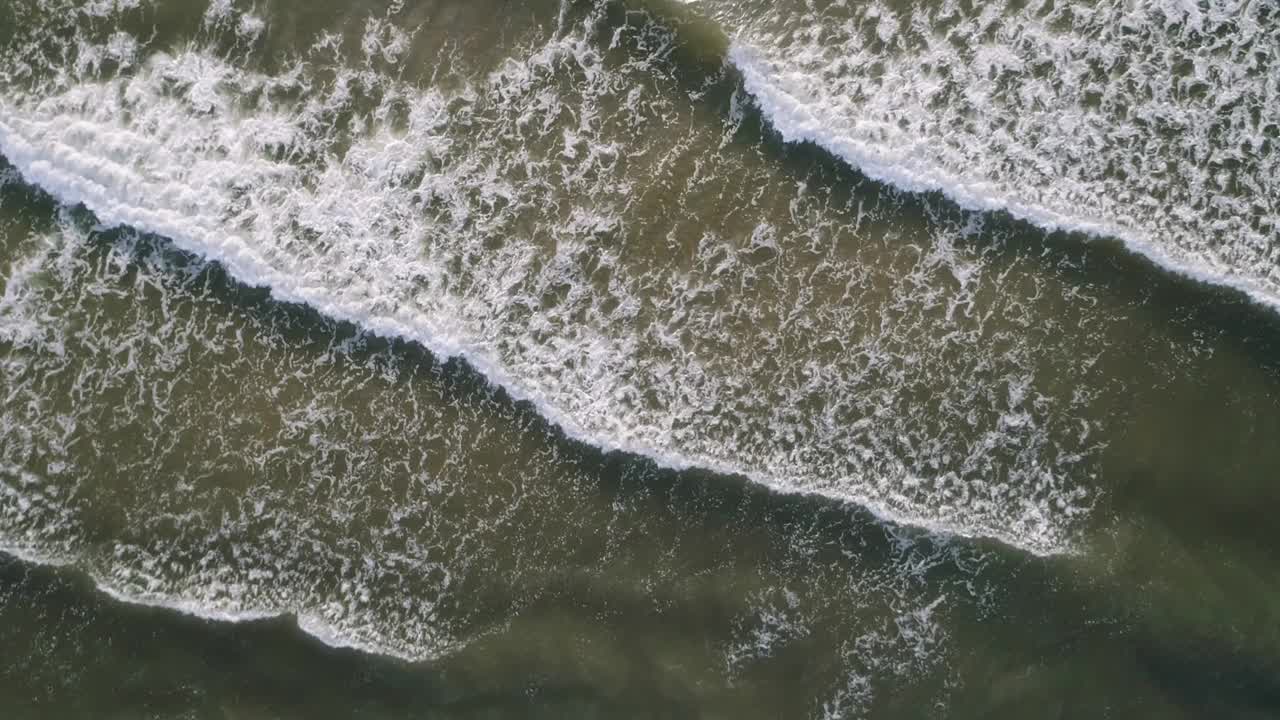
{"left": 711, "top": 0, "right": 1280, "bottom": 306}
{"left": 0, "top": 0, "right": 1104, "bottom": 559}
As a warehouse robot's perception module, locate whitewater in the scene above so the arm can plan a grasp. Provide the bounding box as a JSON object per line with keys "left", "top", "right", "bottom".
{"left": 0, "top": 0, "right": 1119, "bottom": 558}
{"left": 5, "top": 2, "right": 1280, "bottom": 716}
{"left": 0, "top": 0, "right": 1275, "bottom": 645}
{"left": 716, "top": 0, "right": 1279, "bottom": 308}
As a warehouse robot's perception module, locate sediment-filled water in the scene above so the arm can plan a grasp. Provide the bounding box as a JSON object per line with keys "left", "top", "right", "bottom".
{"left": 1, "top": 0, "right": 1279, "bottom": 717}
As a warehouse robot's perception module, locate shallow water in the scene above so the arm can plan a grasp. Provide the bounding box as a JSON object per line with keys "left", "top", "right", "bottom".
{"left": 1, "top": 0, "right": 1279, "bottom": 717}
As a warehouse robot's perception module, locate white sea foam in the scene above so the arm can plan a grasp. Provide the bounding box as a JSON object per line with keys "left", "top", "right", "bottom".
{"left": 0, "top": 221, "right": 465, "bottom": 662}
{"left": 0, "top": 216, "right": 988, "bottom": 686}
{"left": 0, "top": 117, "right": 1085, "bottom": 551}
{"left": 0, "top": 545, "right": 429, "bottom": 662}
{"left": 717, "top": 0, "right": 1280, "bottom": 309}
{"left": 0, "top": 2, "right": 1121, "bottom": 627}
{"left": 723, "top": 588, "right": 810, "bottom": 677}
{"left": 0, "top": 2, "right": 1085, "bottom": 695}
{"left": 0, "top": 51, "right": 1094, "bottom": 556}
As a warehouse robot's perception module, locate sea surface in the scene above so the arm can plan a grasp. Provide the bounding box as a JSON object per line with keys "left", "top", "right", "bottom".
{"left": 1, "top": 0, "right": 1278, "bottom": 717}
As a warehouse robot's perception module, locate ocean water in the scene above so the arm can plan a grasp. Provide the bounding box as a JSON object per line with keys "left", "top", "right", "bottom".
{"left": 1, "top": 0, "right": 1279, "bottom": 717}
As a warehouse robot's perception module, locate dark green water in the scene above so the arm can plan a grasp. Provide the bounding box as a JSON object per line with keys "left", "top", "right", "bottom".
{"left": 1, "top": 0, "right": 1279, "bottom": 717}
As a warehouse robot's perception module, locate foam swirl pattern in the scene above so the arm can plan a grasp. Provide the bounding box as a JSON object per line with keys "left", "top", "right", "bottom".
{"left": 4, "top": 1, "right": 1280, "bottom": 715}
{"left": 707, "top": 0, "right": 1280, "bottom": 304}
{"left": 0, "top": 0, "right": 1107, "bottom": 557}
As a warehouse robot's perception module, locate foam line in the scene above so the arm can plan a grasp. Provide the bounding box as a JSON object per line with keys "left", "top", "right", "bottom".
{"left": 0, "top": 112, "right": 1054, "bottom": 556}
{"left": 727, "top": 44, "right": 1280, "bottom": 313}
{"left": 0, "top": 545, "right": 427, "bottom": 662}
